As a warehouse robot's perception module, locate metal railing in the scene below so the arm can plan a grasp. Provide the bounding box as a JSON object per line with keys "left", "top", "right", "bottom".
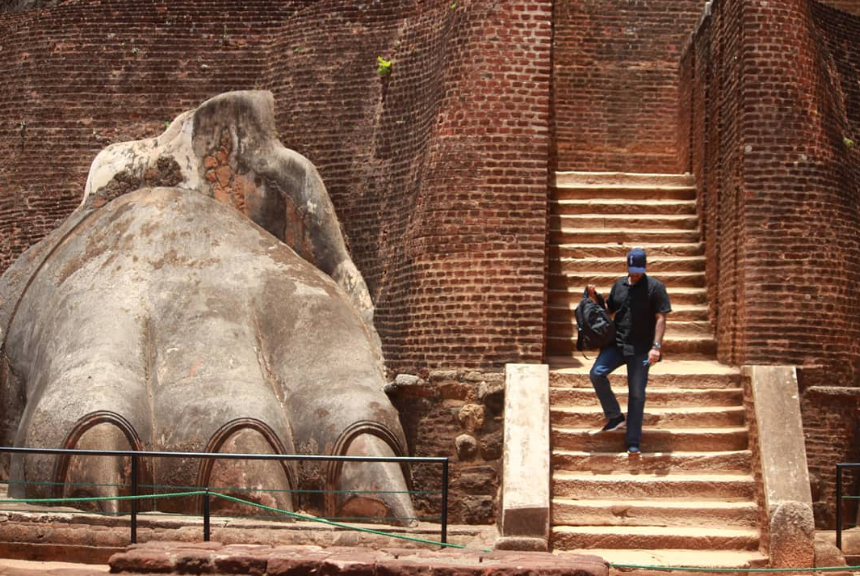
{"left": 0, "top": 446, "right": 449, "bottom": 546}
{"left": 836, "top": 462, "right": 859, "bottom": 551}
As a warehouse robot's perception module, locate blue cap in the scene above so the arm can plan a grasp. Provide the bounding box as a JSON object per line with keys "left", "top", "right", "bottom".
{"left": 627, "top": 248, "right": 647, "bottom": 273}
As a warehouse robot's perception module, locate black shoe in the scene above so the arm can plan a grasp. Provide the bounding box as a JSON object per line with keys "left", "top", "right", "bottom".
{"left": 592, "top": 415, "right": 626, "bottom": 434}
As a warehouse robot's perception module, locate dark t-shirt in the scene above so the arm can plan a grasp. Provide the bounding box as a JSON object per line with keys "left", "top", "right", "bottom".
{"left": 607, "top": 274, "right": 672, "bottom": 356}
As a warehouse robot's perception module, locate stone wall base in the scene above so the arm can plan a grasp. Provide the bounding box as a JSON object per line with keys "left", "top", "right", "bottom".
{"left": 109, "top": 541, "right": 610, "bottom": 576}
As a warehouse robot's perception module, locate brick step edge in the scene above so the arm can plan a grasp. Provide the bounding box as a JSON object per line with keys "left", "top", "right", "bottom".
{"left": 550, "top": 387, "right": 743, "bottom": 407}
{"left": 552, "top": 498, "right": 758, "bottom": 528}
{"left": 551, "top": 428, "right": 749, "bottom": 452}
{"left": 552, "top": 449, "right": 753, "bottom": 473}
{"left": 551, "top": 407, "right": 745, "bottom": 428}
{"left": 552, "top": 171, "right": 695, "bottom": 188}
{"left": 549, "top": 373, "right": 739, "bottom": 389}
{"left": 551, "top": 526, "right": 759, "bottom": 551}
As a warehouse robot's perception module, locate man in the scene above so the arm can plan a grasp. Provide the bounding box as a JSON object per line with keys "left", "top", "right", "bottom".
{"left": 587, "top": 248, "right": 671, "bottom": 454}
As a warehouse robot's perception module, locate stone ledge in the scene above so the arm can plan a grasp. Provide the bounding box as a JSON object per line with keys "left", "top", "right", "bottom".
{"left": 109, "top": 541, "right": 610, "bottom": 576}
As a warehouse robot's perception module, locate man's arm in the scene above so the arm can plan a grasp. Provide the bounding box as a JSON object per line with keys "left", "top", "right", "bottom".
{"left": 649, "top": 313, "right": 667, "bottom": 365}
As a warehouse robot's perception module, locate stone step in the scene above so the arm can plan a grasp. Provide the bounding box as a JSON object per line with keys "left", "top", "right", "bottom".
{"left": 548, "top": 366, "right": 739, "bottom": 389}
{"left": 552, "top": 198, "right": 697, "bottom": 216}
{"left": 552, "top": 185, "right": 697, "bottom": 201}
{"left": 547, "top": 287, "right": 707, "bottom": 306}
{"left": 551, "top": 228, "right": 700, "bottom": 244}
{"left": 549, "top": 387, "right": 743, "bottom": 408}
{"left": 546, "top": 303, "right": 708, "bottom": 323}
{"left": 551, "top": 525, "right": 759, "bottom": 551}
{"left": 550, "top": 214, "right": 699, "bottom": 231}
{"left": 547, "top": 321, "right": 712, "bottom": 342}
{"left": 546, "top": 334, "right": 716, "bottom": 357}
{"left": 551, "top": 426, "right": 749, "bottom": 452}
{"left": 552, "top": 497, "right": 759, "bottom": 528}
{"left": 553, "top": 172, "right": 695, "bottom": 188}
{"left": 548, "top": 270, "right": 705, "bottom": 289}
{"left": 551, "top": 242, "right": 705, "bottom": 258}
{"left": 552, "top": 449, "right": 753, "bottom": 474}
{"left": 551, "top": 405, "right": 745, "bottom": 428}
{"left": 552, "top": 470, "right": 755, "bottom": 500}
{"left": 560, "top": 548, "right": 768, "bottom": 569}
{"left": 550, "top": 256, "right": 705, "bottom": 273}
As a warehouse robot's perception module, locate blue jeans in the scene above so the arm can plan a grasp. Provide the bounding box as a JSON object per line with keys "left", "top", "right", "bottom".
{"left": 589, "top": 346, "right": 650, "bottom": 447}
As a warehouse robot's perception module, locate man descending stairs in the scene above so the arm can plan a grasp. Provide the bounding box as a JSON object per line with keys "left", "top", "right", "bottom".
{"left": 545, "top": 172, "right": 766, "bottom": 567}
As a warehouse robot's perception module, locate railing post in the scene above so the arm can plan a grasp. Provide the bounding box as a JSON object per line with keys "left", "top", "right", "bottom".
{"left": 441, "top": 458, "right": 449, "bottom": 546}
{"left": 203, "top": 488, "right": 211, "bottom": 542}
{"left": 130, "top": 453, "right": 139, "bottom": 544}
{"left": 836, "top": 464, "right": 843, "bottom": 551}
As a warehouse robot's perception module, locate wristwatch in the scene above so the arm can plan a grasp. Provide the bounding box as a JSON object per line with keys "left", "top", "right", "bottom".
{"left": 652, "top": 343, "right": 662, "bottom": 350}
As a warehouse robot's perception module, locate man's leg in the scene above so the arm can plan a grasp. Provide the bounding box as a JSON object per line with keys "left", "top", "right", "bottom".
{"left": 624, "top": 352, "right": 651, "bottom": 449}
{"left": 589, "top": 346, "right": 625, "bottom": 428}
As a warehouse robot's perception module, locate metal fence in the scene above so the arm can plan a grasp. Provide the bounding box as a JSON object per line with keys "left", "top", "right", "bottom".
{"left": 0, "top": 446, "right": 449, "bottom": 546}
{"left": 836, "top": 462, "right": 859, "bottom": 551}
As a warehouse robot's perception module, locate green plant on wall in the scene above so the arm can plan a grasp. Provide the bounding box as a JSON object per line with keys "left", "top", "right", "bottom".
{"left": 843, "top": 136, "right": 855, "bottom": 149}
{"left": 377, "top": 56, "right": 392, "bottom": 77}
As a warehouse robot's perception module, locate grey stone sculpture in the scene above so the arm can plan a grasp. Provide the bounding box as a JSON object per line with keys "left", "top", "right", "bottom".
{"left": 0, "top": 91, "right": 415, "bottom": 525}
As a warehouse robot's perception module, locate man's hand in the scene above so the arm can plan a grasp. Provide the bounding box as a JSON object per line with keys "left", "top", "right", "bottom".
{"left": 587, "top": 284, "right": 598, "bottom": 304}
{"left": 650, "top": 313, "right": 667, "bottom": 365}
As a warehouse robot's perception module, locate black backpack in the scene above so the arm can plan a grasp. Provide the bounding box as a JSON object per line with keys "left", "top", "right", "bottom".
{"left": 574, "top": 287, "right": 616, "bottom": 352}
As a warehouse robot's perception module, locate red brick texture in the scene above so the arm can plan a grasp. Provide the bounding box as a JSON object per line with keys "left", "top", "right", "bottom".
{"left": 819, "top": 1, "right": 860, "bottom": 16}
{"left": 681, "top": 0, "right": 860, "bottom": 378}
{"left": 0, "top": 1, "right": 294, "bottom": 277}
{"left": 680, "top": 0, "right": 860, "bottom": 526}
{"left": 799, "top": 385, "right": 860, "bottom": 528}
{"left": 107, "top": 542, "right": 610, "bottom": 576}
{"left": 0, "top": 0, "right": 552, "bottom": 372}
{"left": 551, "top": 0, "right": 703, "bottom": 172}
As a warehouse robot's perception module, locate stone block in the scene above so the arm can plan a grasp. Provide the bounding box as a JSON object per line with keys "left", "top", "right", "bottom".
{"left": 455, "top": 434, "right": 478, "bottom": 460}
{"left": 493, "top": 536, "right": 548, "bottom": 551}
{"left": 745, "top": 366, "right": 815, "bottom": 566}
{"left": 501, "top": 364, "right": 549, "bottom": 540}
{"left": 458, "top": 404, "right": 485, "bottom": 432}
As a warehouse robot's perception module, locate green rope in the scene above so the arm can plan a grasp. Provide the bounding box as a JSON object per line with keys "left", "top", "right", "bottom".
{"left": 208, "top": 491, "right": 489, "bottom": 552}
{"left": 6, "top": 488, "right": 860, "bottom": 569}
{"left": 609, "top": 565, "right": 860, "bottom": 573}
{"left": 0, "top": 488, "right": 482, "bottom": 552}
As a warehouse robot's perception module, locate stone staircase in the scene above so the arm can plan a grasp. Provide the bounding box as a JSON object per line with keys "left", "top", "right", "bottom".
{"left": 545, "top": 172, "right": 766, "bottom": 567}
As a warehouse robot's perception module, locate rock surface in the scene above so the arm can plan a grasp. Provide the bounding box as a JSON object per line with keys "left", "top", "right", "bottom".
{"left": 0, "top": 92, "right": 410, "bottom": 524}
{"left": 108, "top": 541, "right": 610, "bottom": 576}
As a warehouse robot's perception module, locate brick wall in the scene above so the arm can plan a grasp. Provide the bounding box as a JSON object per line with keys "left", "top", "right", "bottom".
{"left": 820, "top": 0, "right": 860, "bottom": 16}
{"left": 0, "top": 0, "right": 294, "bottom": 280}
{"left": 799, "top": 384, "right": 860, "bottom": 529}
{"left": 265, "top": 0, "right": 552, "bottom": 372}
{"left": 680, "top": 0, "right": 860, "bottom": 526}
{"left": 552, "top": 0, "right": 703, "bottom": 173}
{"left": 386, "top": 369, "right": 505, "bottom": 525}
{"left": 0, "top": 0, "right": 552, "bottom": 372}
{"left": 681, "top": 0, "right": 860, "bottom": 378}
